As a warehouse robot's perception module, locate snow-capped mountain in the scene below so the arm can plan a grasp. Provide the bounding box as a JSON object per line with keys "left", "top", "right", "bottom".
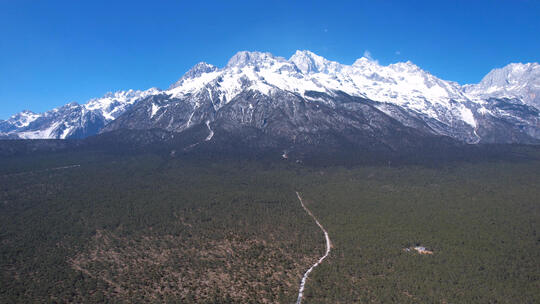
{"left": 166, "top": 50, "right": 469, "bottom": 111}
{"left": 0, "top": 88, "right": 159, "bottom": 139}
{"left": 104, "top": 50, "right": 539, "bottom": 145}
{"left": 2, "top": 50, "right": 539, "bottom": 147}
{"left": 464, "top": 62, "right": 540, "bottom": 109}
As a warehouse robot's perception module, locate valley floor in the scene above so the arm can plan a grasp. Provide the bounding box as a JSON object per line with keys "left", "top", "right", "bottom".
{"left": 1, "top": 149, "right": 539, "bottom": 303}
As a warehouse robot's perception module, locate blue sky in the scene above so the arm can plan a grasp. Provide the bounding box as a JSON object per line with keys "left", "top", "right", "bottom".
{"left": 1, "top": 0, "right": 539, "bottom": 119}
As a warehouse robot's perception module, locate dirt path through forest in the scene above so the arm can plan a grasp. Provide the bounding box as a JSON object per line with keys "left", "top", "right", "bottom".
{"left": 295, "top": 191, "right": 331, "bottom": 304}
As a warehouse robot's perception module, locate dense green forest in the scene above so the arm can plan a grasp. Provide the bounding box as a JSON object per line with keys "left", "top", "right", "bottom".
{"left": 299, "top": 162, "right": 540, "bottom": 303}
{"left": 1, "top": 148, "right": 539, "bottom": 303}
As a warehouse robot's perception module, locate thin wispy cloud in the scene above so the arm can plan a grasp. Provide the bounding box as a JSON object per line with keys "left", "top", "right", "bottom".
{"left": 363, "top": 50, "right": 378, "bottom": 64}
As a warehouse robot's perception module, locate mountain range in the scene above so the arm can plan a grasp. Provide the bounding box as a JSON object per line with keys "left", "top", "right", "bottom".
{"left": 1, "top": 50, "right": 539, "bottom": 152}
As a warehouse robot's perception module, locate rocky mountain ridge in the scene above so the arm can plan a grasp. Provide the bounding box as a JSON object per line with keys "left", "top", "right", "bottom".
{"left": 2, "top": 51, "right": 539, "bottom": 148}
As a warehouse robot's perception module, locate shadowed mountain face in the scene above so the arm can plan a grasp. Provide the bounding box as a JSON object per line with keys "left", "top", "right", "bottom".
{"left": 1, "top": 51, "right": 539, "bottom": 148}
{"left": 102, "top": 88, "right": 451, "bottom": 155}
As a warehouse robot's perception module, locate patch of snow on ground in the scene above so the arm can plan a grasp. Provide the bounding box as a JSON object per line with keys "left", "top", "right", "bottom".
{"left": 459, "top": 106, "right": 477, "bottom": 127}
{"left": 17, "top": 122, "right": 62, "bottom": 139}
{"left": 205, "top": 120, "right": 214, "bottom": 141}
{"left": 186, "top": 112, "right": 195, "bottom": 128}
{"left": 150, "top": 103, "right": 160, "bottom": 118}
{"left": 61, "top": 123, "right": 73, "bottom": 139}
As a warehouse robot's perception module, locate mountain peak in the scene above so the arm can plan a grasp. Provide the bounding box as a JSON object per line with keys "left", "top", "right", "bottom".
{"left": 464, "top": 61, "right": 540, "bottom": 108}
{"left": 185, "top": 62, "right": 218, "bottom": 78}
{"left": 226, "top": 51, "right": 281, "bottom": 68}
{"left": 352, "top": 57, "right": 373, "bottom": 66}
{"left": 5, "top": 110, "right": 41, "bottom": 129}
{"left": 292, "top": 50, "right": 318, "bottom": 57}
{"left": 9, "top": 110, "right": 37, "bottom": 120}
{"left": 289, "top": 50, "right": 330, "bottom": 74}
{"left": 481, "top": 62, "right": 539, "bottom": 85}
{"left": 169, "top": 62, "right": 219, "bottom": 90}
{"left": 387, "top": 61, "right": 422, "bottom": 73}
{"left": 19, "top": 110, "right": 36, "bottom": 115}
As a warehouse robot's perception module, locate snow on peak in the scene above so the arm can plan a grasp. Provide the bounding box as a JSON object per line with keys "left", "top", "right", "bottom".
{"left": 290, "top": 50, "right": 343, "bottom": 75}
{"left": 464, "top": 62, "right": 540, "bottom": 108}
{"left": 84, "top": 88, "right": 159, "bottom": 121}
{"left": 1, "top": 87, "right": 163, "bottom": 139}
{"left": 8, "top": 110, "right": 40, "bottom": 128}
{"left": 480, "top": 62, "right": 539, "bottom": 87}
{"left": 352, "top": 56, "right": 377, "bottom": 66}
{"left": 226, "top": 51, "right": 285, "bottom": 68}
{"left": 187, "top": 62, "right": 218, "bottom": 76}
{"left": 290, "top": 50, "right": 329, "bottom": 74}
{"left": 163, "top": 50, "right": 474, "bottom": 126}
{"left": 169, "top": 62, "right": 218, "bottom": 89}
{"left": 388, "top": 61, "right": 421, "bottom": 72}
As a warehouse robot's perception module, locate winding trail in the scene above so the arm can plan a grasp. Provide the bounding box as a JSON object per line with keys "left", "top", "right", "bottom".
{"left": 295, "top": 191, "right": 331, "bottom": 304}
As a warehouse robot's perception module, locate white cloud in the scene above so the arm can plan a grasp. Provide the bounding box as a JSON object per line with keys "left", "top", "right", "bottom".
{"left": 363, "top": 50, "right": 372, "bottom": 60}
{"left": 363, "top": 50, "right": 378, "bottom": 63}
{"left": 395, "top": 50, "right": 401, "bottom": 55}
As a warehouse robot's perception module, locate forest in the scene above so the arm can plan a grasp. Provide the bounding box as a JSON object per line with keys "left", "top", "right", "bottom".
{"left": 1, "top": 145, "right": 539, "bottom": 303}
